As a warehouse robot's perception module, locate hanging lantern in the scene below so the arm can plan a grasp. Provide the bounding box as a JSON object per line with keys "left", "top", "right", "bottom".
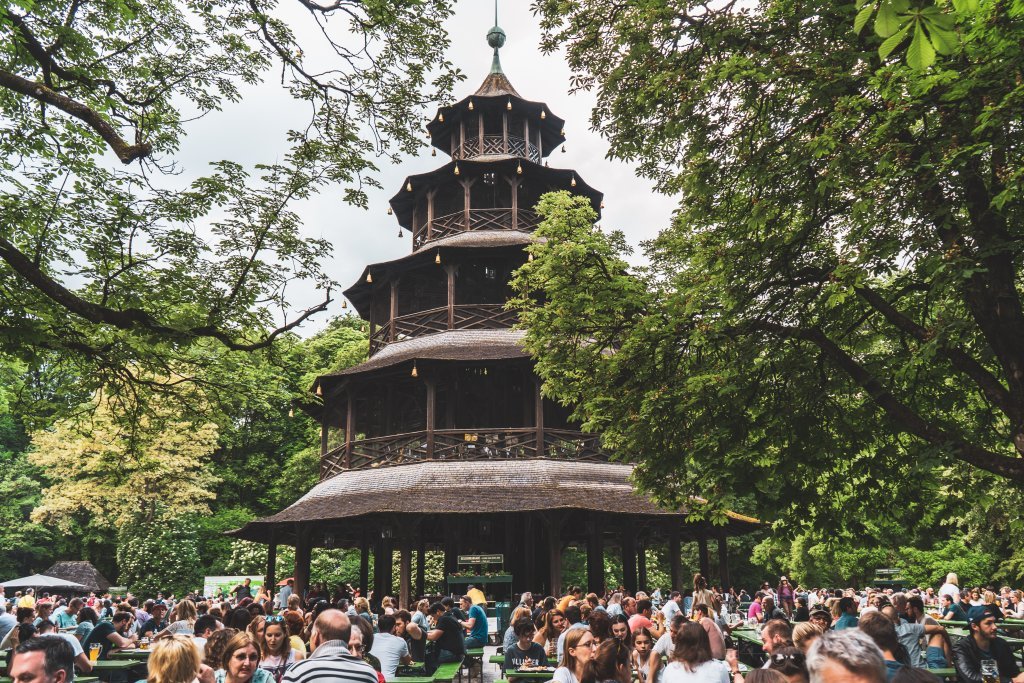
{"left": 435, "top": 251, "right": 441, "bottom": 265}
{"left": 398, "top": 228, "right": 404, "bottom": 238}
{"left": 571, "top": 175, "right": 577, "bottom": 187}
{"left": 454, "top": 163, "right": 460, "bottom": 176}
{"left": 561, "top": 128, "right": 565, "bottom": 137}
{"left": 432, "top": 148, "right": 437, "bottom": 157}
{"left": 540, "top": 110, "right": 546, "bottom": 120}
{"left": 387, "top": 206, "right": 393, "bottom": 215}
{"left": 516, "top": 162, "right": 523, "bottom": 175}
{"left": 528, "top": 253, "right": 534, "bottom": 262}
{"left": 411, "top": 362, "right": 418, "bottom": 378}
{"left": 341, "top": 299, "right": 348, "bottom": 309}
{"left": 601, "top": 201, "right": 606, "bottom": 209}
{"left": 315, "top": 384, "right": 323, "bottom": 396}
{"left": 468, "top": 100, "right": 474, "bottom": 111}
{"left": 406, "top": 181, "right": 412, "bottom": 192}
{"left": 366, "top": 272, "right": 373, "bottom": 283}
{"left": 545, "top": 161, "right": 549, "bottom": 167}
{"left": 439, "top": 112, "right": 444, "bottom": 122}
{"left": 562, "top": 145, "right": 566, "bottom": 153}
{"left": 507, "top": 99, "right": 512, "bottom": 111}
{"left": 288, "top": 407, "right": 294, "bottom": 418}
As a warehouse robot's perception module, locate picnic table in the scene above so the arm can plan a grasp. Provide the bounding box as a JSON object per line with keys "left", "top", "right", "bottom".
{"left": 109, "top": 648, "right": 151, "bottom": 660}
{"left": 89, "top": 659, "right": 145, "bottom": 683}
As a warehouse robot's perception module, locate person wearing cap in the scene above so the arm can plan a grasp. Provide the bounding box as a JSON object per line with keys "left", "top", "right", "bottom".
{"left": 809, "top": 609, "right": 832, "bottom": 632}
{"left": 954, "top": 605, "right": 1024, "bottom": 683}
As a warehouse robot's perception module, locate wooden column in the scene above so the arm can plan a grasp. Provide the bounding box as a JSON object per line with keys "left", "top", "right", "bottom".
{"left": 266, "top": 527, "right": 277, "bottom": 592}
{"left": 344, "top": 392, "right": 353, "bottom": 469}
{"left": 522, "top": 515, "right": 535, "bottom": 594}
{"left": 669, "top": 530, "right": 682, "bottom": 592}
{"left": 502, "top": 112, "right": 509, "bottom": 154}
{"left": 446, "top": 265, "right": 455, "bottom": 330}
{"left": 621, "top": 531, "right": 637, "bottom": 593}
{"left": 294, "top": 525, "right": 312, "bottom": 605}
{"left": 459, "top": 121, "right": 465, "bottom": 156}
{"left": 463, "top": 179, "right": 471, "bottom": 230}
{"left": 416, "top": 536, "right": 426, "bottom": 599}
{"left": 444, "top": 518, "right": 460, "bottom": 591}
{"left": 541, "top": 512, "right": 564, "bottom": 597}
{"left": 399, "top": 532, "right": 412, "bottom": 609}
{"left": 586, "top": 517, "right": 604, "bottom": 595}
{"left": 425, "top": 378, "right": 436, "bottom": 457}
{"left": 717, "top": 532, "right": 730, "bottom": 590}
{"left": 510, "top": 178, "right": 519, "bottom": 230}
{"left": 698, "top": 533, "right": 710, "bottom": 579}
{"left": 534, "top": 379, "right": 544, "bottom": 457}
{"left": 637, "top": 539, "right": 648, "bottom": 592}
{"left": 320, "top": 417, "right": 329, "bottom": 457}
{"left": 374, "top": 530, "right": 393, "bottom": 599}
{"left": 359, "top": 528, "right": 370, "bottom": 595}
{"left": 389, "top": 281, "right": 398, "bottom": 343}
{"left": 426, "top": 190, "right": 436, "bottom": 241}
{"left": 478, "top": 113, "right": 484, "bottom": 155}
{"left": 523, "top": 120, "right": 529, "bottom": 155}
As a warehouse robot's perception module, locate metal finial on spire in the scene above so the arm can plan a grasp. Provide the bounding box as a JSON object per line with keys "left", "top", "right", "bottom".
{"left": 486, "top": 0, "right": 507, "bottom": 74}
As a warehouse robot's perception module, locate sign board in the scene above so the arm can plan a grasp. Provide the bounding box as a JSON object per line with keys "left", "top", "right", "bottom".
{"left": 457, "top": 554, "right": 504, "bottom": 565}
{"left": 202, "top": 575, "right": 264, "bottom": 599}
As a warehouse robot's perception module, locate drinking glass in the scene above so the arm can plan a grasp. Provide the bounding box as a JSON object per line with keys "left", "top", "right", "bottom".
{"left": 89, "top": 643, "right": 101, "bottom": 662}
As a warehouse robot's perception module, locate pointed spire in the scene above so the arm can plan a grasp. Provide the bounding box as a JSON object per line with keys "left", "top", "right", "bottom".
{"left": 486, "top": 0, "right": 507, "bottom": 75}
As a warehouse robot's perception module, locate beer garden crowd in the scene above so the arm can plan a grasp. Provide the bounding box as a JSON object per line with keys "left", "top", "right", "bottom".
{"left": 2, "top": 571, "right": 1024, "bottom": 683}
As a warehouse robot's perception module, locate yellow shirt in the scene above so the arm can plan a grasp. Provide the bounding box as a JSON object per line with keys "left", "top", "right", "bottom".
{"left": 556, "top": 595, "right": 573, "bottom": 613}
{"left": 18, "top": 595, "right": 35, "bottom": 609}
{"left": 467, "top": 587, "right": 487, "bottom": 605}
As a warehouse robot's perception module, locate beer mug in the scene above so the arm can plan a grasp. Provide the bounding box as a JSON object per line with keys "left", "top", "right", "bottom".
{"left": 981, "top": 659, "right": 999, "bottom": 683}
{"left": 89, "top": 643, "right": 101, "bottom": 662}
{"left": 140, "top": 637, "right": 150, "bottom": 650}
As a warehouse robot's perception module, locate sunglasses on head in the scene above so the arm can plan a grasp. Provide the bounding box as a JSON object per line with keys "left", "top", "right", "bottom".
{"left": 265, "top": 616, "right": 285, "bottom": 623}
{"left": 772, "top": 653, "right": 804, "bottom": 663}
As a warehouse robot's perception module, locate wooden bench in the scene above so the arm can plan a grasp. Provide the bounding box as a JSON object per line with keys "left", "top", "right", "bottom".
{"left": 463, "top": 648, "right": 485, "bottom": 683}
{"left": 432, "top": 661, "right": 463, "bottom": 683}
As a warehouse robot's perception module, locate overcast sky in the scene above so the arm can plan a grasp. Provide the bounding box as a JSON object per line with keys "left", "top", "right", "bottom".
{"left": 176, "top": 2, "right": 678, "bottom": 335}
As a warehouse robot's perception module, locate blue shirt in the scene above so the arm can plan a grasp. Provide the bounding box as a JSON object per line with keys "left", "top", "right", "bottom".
{"left": 468, "top": 604, "right": 488, "bottom": 644}
{"left": 834, "top": 613, "right": 859, "bottom": 630}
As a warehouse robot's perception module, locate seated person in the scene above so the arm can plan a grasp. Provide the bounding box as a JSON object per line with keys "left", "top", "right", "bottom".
{"left": 504, "top": 617, "right": 548, "bottom": 677}
{"left": 940, "top": 594, "right": 968, "bottom": 623}
{"left": 424, "top": 602, "right": 465, "bottom": 675}
{"left": 954, "top": 606, "right": 1024, "bottom": 683}
{"left": 82, "top": 610, "right": 137, "bottom": 659}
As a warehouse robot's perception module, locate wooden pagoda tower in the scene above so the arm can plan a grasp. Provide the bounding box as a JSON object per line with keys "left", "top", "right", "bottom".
{"left": 231, "top": 18, "right": 757, "bottom": 606}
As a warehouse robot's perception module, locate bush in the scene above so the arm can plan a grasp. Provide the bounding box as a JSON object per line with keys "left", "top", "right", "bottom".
{"left": 117, "top": 516, "right": 203, "bottom": 597}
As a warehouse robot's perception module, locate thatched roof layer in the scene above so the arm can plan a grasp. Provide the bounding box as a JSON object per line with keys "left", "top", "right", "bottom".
{"left": 43, "top": 561, "right": 112, "bottom": 592}
{"left": 228, "top": 460, "right": 759, "bottom": 543}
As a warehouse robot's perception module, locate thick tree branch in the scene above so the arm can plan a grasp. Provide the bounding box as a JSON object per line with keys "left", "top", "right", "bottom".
{"left": 742, "top": 320, "right": 1024, "bottom": 481}
{"left": 0, "top": 69, "right": 151, "bottom": 164}
{"left": 854, "top": 284, "right": 1019, "bottom": 424}
{"left": 0, "top": 234, "right": 328, "bottom": 351}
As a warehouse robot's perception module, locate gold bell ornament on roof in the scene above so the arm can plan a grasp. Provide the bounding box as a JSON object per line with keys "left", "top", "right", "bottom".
{"left": 468, "top": 100, "right": 474, "bottom": 111}
{"left": 411, "top": 362, "right": 418, "bottom": 378}
{"left": 507, "top": 99, "right": 512, "bottom": 110}
{"left": 439, "top": 112, "right": 445, "bottom": 122}
{"left": 454, "top": 163, "right": 460, "bottom": 176}
{"left": 342, "top": 299, "right": 348, "bottom": 309}
{"left": 387, "top": 206, "right": 393, "bottom": 215}
{"left": 435, "top": 251, "right": 441, "bottom": 265}
{"left": 516, "top": 162, "right": 523, "bottom": 175}
{"left": 540, "top": 110, "right": 546, "bottom": 120}
{"left": 366, "top": 272, "right": 373, "bottom": 283}
{"left": 432, "top": 148, "right": 437, "bottom": 156}
{"left": 571, "top": 176, "right": 577, "bottom": 187}
{"left": 406, "top": 181, "right": 412, "bottom": 192}
{"left": 562, "top": 145, "right": 566, "bottom": 153}
{"left": 398, "top": 228, "right": 404, "bottom": 238}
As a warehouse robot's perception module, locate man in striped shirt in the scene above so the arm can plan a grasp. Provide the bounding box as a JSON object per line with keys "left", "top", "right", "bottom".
{"left": 282, "top": 610, "right": 379, "bottom": 683}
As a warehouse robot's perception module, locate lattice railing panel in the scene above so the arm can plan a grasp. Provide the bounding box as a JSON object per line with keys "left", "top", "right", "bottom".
{"left": 459, "top": 135, "right": 540, "bottom": 163}
{"left": 393, "top": 306, "right": 448, "bottom": 341}
{"left": 453, "top": 304, "right": 517, "bottom": 330}
{"left": 319, "top": 428, "right": 612, "bottom": 479}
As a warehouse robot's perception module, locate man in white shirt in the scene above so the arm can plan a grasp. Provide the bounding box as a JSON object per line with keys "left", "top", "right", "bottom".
{"left": 661, "top": 592, "right": 682, "bottom": 623}
{"left": 371, "top": 614, "right": 413, "bottom": 681}
{"left": 648, "top": 613, "right": 686, "bottom": 683}
{"left": 38, "top": 620, "right": 93, "bottom": 674}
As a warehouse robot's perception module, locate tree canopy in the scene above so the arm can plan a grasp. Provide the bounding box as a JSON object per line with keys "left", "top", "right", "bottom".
{"left": 0, "top": 0, "right": 458, "bottom": 401}
{"left": 515, "top": 0, "right": 1024, "bottom": 531}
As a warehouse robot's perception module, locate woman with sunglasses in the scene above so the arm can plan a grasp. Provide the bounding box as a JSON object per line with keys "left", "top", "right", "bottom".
{"left": 259, "top": 616, "right": 304, "bottom": 683}
{"left": 216, "top": 631, "right": 272, "bottom": 683}
{"left": 553, "top": 629, "right": 596, "bottom": 683}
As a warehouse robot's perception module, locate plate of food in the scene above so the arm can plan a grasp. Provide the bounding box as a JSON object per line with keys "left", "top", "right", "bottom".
{"left": 517, "top": 666, "right": 556, "bottom": 673}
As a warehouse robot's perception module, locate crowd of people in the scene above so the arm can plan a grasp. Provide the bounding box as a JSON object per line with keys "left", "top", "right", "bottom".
{"left": 2, "top": 571, "right": 1024, "bottom": 683}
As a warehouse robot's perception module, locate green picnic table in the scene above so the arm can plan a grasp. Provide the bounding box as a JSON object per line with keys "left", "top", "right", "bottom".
{"left": 730, "top": 629, "right": 764, "bottom": 645}
{"left": 502, "top": 671, "right": 556, "bottom": 680}
{"left": 109, "top": 649, "right": 151, "bottom": 660}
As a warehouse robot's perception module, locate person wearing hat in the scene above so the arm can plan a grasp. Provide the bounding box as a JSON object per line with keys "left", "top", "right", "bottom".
{"left": 777, "top": 577, "right": 795, "bottom": 618}
{"left": 953, "top": 605, "right": 1024, "bottom": 683}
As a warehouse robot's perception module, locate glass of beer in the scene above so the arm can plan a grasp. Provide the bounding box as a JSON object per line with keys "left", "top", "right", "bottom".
{"left": 89, "top": 643, "right": 101, "bottom": 662}
{"left": 140, "top": 637, "right": 150, "bottom": 650}
{"left": 981, "top": 659, "right": 999, "bottom": 683}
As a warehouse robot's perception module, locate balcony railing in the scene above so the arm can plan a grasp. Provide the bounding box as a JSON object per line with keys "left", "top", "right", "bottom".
{"left": 414, "top": 208, "right": 541, "bottom": 248}
{"left": 320, "top": 427, "right": 608, "bottom": 480}
{"left": 457, "top": 135, "right": 541, "bottom": 162}
{"left": 369, "top": 304, "right": 517, "bottom": 355}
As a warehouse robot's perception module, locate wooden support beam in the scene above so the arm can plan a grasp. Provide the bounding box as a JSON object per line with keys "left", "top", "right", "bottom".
{"left": 345, "top": 392, "right": 353, "bottom": 469}
{"left": 621, "top": 531, "right": 637, "bottom": 594}
{"left": 359, "top": 528, "right": 370, "bottom": 596}
{"left": 266, "top": 527, "right": 277, "bottom": 592}
{"left": 669, "top": 530, "right": 682, "bottom": 592}
{"left": 399, "top": 533, "right": 412, "bottom": 610}
{"left": 698, "top": 533, "right": 710, "bottom": 579}
{"left": 637, "top": 539, "right": 648, "bottom": 593}
{"left": 540, "top": 512, "right": 564, "bottom": 597}
{"left": 586, "top": 516, "right": 604, "bottom": 595}
{"left": 534, "top": 379, "right": 544, "bottom": 458}
{"left": 718, "top": 532, "right": 730, "bottom": 590}
{"left": 416, "top": 536, "right": 426, "bottom": 599}
{"left": 425, "top": 379, "right": 436, "bottom": 457}
{"left": 293, "top": 525, "right": 312, "bottom": 604}
{"left": 446, "top": 265, "right": 455, "bottom": 330}
{"left": 389, "top": 281, "right": 398, "bottom": 343}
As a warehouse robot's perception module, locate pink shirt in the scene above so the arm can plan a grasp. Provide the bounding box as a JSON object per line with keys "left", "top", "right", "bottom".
{"left": 747, "top": 601, "right": 763, "bottom": 620}
{"left": 628, "top": 614, "right": 653, "bottom": 633}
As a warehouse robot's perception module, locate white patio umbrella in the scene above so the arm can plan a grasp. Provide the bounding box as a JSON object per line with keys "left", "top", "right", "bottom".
{"left": 0, "top": 574, "right": 88, "bottom": 590}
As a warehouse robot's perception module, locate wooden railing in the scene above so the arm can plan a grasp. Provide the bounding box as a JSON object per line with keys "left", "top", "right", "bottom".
{"left": 369, "top": 304, "right": 517, "bottom": 355}
{"left": 320, "top": 427, "right": 609, "bottom": 479}
{"left": 414, "top": 208, "right": 541, "bottom": 248}
{"left": 458, "top": 135, "right": 541, "bottom": 162}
